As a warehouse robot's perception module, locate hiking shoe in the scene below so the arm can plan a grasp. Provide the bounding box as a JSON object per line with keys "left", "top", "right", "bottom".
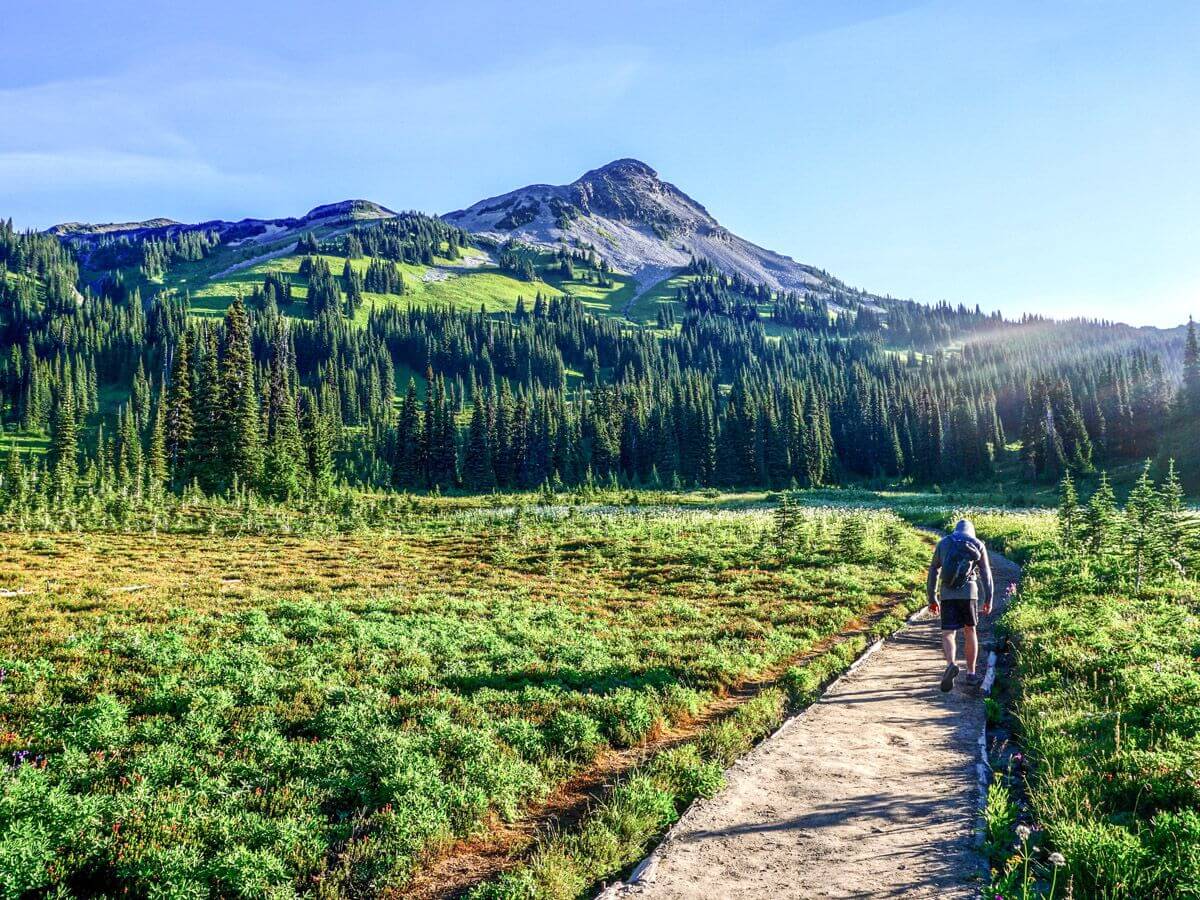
{"left": 940, "top": 663, "right": 959, "bottom": 693}
{"left": 962, "top": 672, "right": 982, "bottom": 694}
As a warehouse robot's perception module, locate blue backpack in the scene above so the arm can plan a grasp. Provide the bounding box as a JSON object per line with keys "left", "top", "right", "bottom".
{"left": 941, "top": 534, "right": 982, "bottom": 590}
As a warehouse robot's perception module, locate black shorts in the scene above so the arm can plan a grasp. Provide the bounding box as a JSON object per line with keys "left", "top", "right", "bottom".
{"left": 940, "top": 597, "right": 978, "bottom": 631}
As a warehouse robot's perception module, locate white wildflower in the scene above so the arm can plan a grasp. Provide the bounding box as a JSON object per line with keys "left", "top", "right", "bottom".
{"left": 1015, "top": 824, "right": 1032, "bottom": 841}
{"left": 1049, "top": 851, "right": 1066, "bottom": 867}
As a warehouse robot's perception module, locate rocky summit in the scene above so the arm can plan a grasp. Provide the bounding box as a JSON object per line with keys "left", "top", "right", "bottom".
{"left": 445, "top": 158, "right": 834, "bottom": 293}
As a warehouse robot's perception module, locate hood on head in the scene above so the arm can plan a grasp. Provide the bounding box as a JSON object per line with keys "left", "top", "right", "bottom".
{"left": 953, "top": 519, "right": 976, "bottom": 538}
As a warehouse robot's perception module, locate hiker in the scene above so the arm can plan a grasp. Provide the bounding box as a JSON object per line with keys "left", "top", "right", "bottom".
{"left": 926, "top": 518, "right": 993, "bottom": 692}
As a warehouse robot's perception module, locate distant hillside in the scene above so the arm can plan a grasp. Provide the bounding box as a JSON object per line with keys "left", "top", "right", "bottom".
{"left": 49, "top": 200, "right": 397, "bottom": 257}
{"left": 44, "top": 162, "right": 892, "bottom": 313}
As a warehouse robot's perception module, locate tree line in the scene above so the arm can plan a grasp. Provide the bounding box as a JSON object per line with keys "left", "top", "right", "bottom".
{"left": 0, "top": 215, "right": 1194, "bottom": 516}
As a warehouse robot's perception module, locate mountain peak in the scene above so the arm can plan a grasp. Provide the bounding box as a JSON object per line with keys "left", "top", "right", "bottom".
{"left": 302, "top": 199, "right": 397, "bottom": 223}
{"left": 576, "top": 158, "right": 659, "bottom": 182}
{"left": 443, "top": 158, "right": 826, "bottom": 294}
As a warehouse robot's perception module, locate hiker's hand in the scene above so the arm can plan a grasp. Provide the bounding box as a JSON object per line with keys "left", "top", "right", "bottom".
{"left": 982, "top": 601, "right": 993, "bottom": 616}
{"left": 928, "top": 600, "right": 939, "bottom": 615}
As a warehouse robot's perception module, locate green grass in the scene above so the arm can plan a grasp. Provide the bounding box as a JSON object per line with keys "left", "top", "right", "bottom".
{"left": 182, "top": 248, "right": 573, "bottom": 321}
{"left": 540, "top": 269, "right": 639, "bottom": 317}
{"left": 0, "top": 504, "right": 929, "bottom": 897}
{"left": 413, "top": 267, "right": 545, "bottom": 313}
{"left": 471, "top": 689, "right": 789, "bottom": 900}
{"left": 625, "top": 273, "right": 691, "bottom": 325}
{"left": 472, "top": 513, "right": 931, "bottom": 899}
{"left": 0, "top": 430, "right": 50, "bottom": 456}
{"left": 135, "top": 234, "right": 685, "bottom": 325}
{"left": 0, "top": 476, "right": 1109, "bottom": 895}
{"left": 0, "top": 272, "right": 39, "bottom": 289}
{"left": 83, "top": 224, "right": 698, "bottom": 328}
{"left": 976, "top": 511, "right": 1200, "bottom": 898}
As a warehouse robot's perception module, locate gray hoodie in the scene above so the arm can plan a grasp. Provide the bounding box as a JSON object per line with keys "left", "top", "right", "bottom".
{"left": 926, "top": 519, "right": 993, "bottom": 606}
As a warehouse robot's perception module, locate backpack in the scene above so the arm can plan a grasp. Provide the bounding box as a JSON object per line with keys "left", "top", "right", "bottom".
{"left": 941, "top": 534, "right": 982, "bottom": 591}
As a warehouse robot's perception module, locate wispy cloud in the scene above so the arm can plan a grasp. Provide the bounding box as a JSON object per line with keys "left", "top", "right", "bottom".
{"left": 0, "top": 150, "right": 257, "bottom": 190}
{"left": 0, "top": 44, "right": 647, "bottom": 224}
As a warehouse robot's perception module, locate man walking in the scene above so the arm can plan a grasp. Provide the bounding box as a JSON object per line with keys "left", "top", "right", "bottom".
{"left": 926, "top": 519, "right": 993, "bottom": 692}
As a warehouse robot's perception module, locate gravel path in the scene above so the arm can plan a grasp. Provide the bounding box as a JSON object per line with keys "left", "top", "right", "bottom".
{"left": 606, "top": 552, "right": 1021, "bottom": 900}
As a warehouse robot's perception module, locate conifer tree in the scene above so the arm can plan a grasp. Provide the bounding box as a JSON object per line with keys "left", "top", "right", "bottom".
{"left": 147, "top": 394, "right": 168, "bottom": 496}
{"left": 219, "top": 297, "right": 262, "bottom": 490}
{"left": 463, "top": 394, "right": 496, "bottom": 491}
{"left": 117, "top": 403, "right": 144, "bottom": 497}
{"left": 261, "top": 325, "right": 303, "bottom": 500}
{"left": 165, "top": 335, "right": 195, "bottom": 483}
{"left": 392, "top": 379, "right": 423, "bottom": 488}
{"left": 773, "top": 491, "right": 802, "bottom": 553}
{"left": 1123, "top": 461, "right": 1166, "bottom": 593}
{"left": 1183, "top": 318, "right": 1200, "bottom": 416}
{"left": 301, "top": 393, "right": 335, "bottom": 498}
{"left": 49, "top": 389, "right": 78, "bottom": 502}
{"left": 1158, "top": 458, "right": 1191, "bottom": 575}
{"left": 131, "top": 359, "right": 151, "bottom": 428}
{"left": 1082, "top": 471, "right": 1117, "bottom": 557}
{"left": 1, "top": 446, "right": 23, "bottom": 512}
{"left": 837, "top": 512, "right": 870, "bottom": 563}
{"left": 1057, "top": 470, "right": 1080, "bottom": 555}
{"left": 192, "top": 329, "right": 223, "bottom": 491}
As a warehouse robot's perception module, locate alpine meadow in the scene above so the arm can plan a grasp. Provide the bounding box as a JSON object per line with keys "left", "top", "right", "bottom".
{"left": 4, "top": 3, "right": 1200, "bottom": 897}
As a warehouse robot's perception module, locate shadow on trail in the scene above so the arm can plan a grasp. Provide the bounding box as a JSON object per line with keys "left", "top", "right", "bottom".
{"left": 672, "top": 790, "right": 980, "bottom": 898}
{"left": 678, "top": 790, "right": 970, "bottom": 842}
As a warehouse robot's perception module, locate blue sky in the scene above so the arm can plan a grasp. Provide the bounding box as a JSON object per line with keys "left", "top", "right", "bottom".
{"left": 2, "top": 0, "right": 1196, "bottom": 326}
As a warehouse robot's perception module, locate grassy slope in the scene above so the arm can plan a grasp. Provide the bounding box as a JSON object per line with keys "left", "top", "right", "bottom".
{"left": 172, "top": 241, "right": 651, "bottom": 323}
{"left": 187, "top": 256, "right": 579, "bottom": 320}
{"left": 71, "top": 221, "right": 716, "bottom": 332}
{"left": 627, "top": 272, "right": 691, "bottom": 325}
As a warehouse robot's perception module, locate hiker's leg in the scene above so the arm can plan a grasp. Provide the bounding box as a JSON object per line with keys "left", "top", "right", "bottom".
{"left": 941, "top": 629, "right": 957, "bottom": 665}
{"left": 963, "top": 625, "right": 978, "bottom": 675}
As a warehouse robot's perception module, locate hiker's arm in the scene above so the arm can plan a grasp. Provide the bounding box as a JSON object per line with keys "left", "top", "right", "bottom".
{"left": 980, "top": 545, "right": 994, "bottom": 610}
{"left": 925, "top": 546, "right": 940, "bottom": 607}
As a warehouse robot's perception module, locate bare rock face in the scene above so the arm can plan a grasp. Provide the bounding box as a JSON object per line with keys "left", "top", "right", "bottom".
{"left": 445, "top": 159, "right": 832, "bottom": 293}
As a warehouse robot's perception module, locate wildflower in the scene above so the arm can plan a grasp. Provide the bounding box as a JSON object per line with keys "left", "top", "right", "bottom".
{"left": 1049, "top": 851, "right": 1066, "bottom": 866}
{"left": 1015, "top": 824, "right": 1032, "bottom": 841}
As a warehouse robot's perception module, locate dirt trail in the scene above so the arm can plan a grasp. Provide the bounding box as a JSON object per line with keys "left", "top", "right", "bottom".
{"left": 606, "top": 552, "right": 1021, "bottom": 900}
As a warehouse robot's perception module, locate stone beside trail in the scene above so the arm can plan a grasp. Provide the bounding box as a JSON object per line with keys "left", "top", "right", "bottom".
{"left": 605, "top": 552, "right": 1021, "bottom": 900}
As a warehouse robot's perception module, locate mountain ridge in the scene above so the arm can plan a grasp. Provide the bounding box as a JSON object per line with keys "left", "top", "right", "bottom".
{"left": 47, "top": 199, "right": 397, "bottom": 247}
{"left": 44, "top": 160, "right": 872, "bottom": 304}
